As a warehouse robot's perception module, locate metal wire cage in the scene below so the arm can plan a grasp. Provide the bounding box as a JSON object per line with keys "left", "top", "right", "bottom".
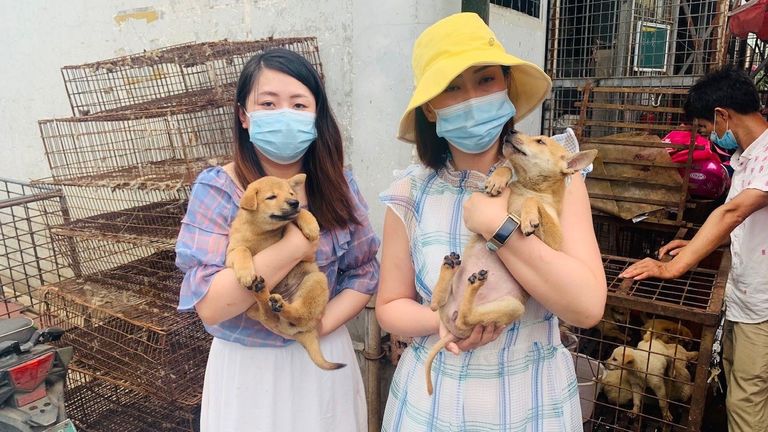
{"left": 42, "top": 247, "right": 210, "bottom": 406}
{"left": 66, "top": 362, "right": 199, "bottom": 432}
{"left": 38, "top": 88, "right": 233, "bottom": 190}
{"left": 0, "top": 179, "right": 74, "bottom": 319}
{"left": 546, "top": 0, "right": 730, "bottom": 141}
{"left": 569, "top": 218, "right": 728, "bottom": 431}
{"left": 61, "top": 38, "right": 323, "bottom": 117}
{"left": 44, "top": 185, "right": 189, "bottom": 253}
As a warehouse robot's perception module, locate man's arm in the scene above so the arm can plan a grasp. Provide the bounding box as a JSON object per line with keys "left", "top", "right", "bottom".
{"left": 620, "top": 188, "right": 768, "bottom": 280}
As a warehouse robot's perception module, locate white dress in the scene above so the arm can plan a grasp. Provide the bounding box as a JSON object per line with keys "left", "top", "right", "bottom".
{"left": 200, "top": 326, "right": 367, "bottom": 432}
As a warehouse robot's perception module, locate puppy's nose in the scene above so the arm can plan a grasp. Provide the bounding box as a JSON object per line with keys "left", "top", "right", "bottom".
{"left": 287, "top": 199, "right": 300, "bottom": 209}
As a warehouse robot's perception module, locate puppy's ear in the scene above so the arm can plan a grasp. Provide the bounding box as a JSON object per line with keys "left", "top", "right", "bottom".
{"left": 240, "top": 186, "right": 258, "bottom": 210}
{"left": 563, "top": 149, "right": 598, "bottom": 175}
{"left": 622, "top": 348, "right": 635, "bottom": 366}
{"left": 289, "top": 173, "right": 307, "bottom": 189}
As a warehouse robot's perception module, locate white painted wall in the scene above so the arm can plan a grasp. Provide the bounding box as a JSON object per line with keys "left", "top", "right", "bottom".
{"left": 0, "top": 0, "right": 549, "bottom": 233}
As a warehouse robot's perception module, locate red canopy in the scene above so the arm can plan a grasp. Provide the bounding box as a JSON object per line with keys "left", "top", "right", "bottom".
{"left": 729, "top": 0, "right": 768, "bottom": 40}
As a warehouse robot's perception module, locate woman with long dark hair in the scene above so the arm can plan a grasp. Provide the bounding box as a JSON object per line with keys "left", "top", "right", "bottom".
{"left": 176, "top": 48, "right": 379, "bottom": 431}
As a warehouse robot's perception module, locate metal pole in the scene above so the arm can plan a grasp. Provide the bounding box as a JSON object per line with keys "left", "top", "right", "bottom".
{"left": 462, "top": 0, "right": 490, "bottom": 24}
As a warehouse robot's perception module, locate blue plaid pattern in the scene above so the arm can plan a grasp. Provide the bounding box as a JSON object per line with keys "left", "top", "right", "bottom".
{"left": 175, "top": 166, "right": 380, "bottom": 347}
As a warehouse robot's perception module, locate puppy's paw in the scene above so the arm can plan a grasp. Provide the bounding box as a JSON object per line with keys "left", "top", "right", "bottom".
{"left": 297, "top": 210, "right": 320, "bottom": 242}
{"left": 268, "top": 294, "right": 285, "bottom": 313}
{"left": 247, "top": 276, "right": 265, "bottom": 292}
{"left": 484, "top": 177, "right": 506, "bottom": 196}
{"left": 521, "top": 216, "right": 540, "bottom": 237}
{"left": 662, "top": 410, "right": 674, "bottom": 422}
{"left": 477, "top": 269, "right": 488, "bottom": 281}
{"left": 235, "top": 268, "right": 257, "bottom": 288}
{"left": 442, "top": 252, "right": 461, "bottom": 269}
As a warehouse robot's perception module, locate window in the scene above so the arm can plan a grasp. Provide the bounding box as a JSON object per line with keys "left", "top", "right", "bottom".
{"left": 491, "top": 0, "right": 541, "bottom": 18}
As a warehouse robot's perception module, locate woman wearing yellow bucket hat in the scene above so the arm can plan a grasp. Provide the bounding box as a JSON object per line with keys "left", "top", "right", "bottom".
{"left": 376, "top": 13, "right": 606, "bottom": 430}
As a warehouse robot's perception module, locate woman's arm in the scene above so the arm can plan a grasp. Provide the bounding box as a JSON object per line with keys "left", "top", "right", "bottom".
{"left": 195, "top": 223, "right": 317, "bottom": 325}
{"left": 375, "top": 208, "right": 440, "bottom": 337}
{"left": 318, "top": 290, "right": 372, "bottom": 336}
{"left": 464, "top": 174, "right": 606, "bottom": 328}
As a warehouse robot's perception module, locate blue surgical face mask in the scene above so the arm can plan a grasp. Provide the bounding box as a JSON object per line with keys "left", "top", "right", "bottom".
{"left": 433, "top": 90, "right": 517, "bottom": 154}
{"left": 247, "top": 109, "right": 317, "bottom": 164}
{"left": 709, "top": 111, "right": 738, "bottom": 151}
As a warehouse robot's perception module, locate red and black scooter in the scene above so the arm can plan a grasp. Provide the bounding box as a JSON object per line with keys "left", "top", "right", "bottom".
{"left": 0, "top": 317, "right": 75, "bottom": 432}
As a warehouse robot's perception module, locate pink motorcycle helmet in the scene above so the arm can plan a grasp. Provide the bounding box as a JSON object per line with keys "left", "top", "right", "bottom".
{"left": 664, "top": 130, "right": 731, "bottom": 199}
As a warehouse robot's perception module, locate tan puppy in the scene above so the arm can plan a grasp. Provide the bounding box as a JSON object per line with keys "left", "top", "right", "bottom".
{"left": 424, "top": 133, "right": 597, "bottom": 394}
{"left": 642, "top": 318, "right": 693, "bottom": 346}
{"left": 639, "top": 332, "right": 697, "bottom": 403}
{"left": 605, "top": 345, "right": 673, "bottom": 421}
{"left": 226, "top": 174, "right": 344, "bottom": 370}
{"left": 601, "top": 368, "right": 633, "bottom": 405}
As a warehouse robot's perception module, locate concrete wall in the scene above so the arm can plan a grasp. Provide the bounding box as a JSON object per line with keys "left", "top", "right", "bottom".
{"left": 0, "top": 0, "right": 549, "bottom": 233}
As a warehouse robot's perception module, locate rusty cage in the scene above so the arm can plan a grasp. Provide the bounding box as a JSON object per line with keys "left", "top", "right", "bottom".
{"left": 562, "top": 81, "right": 729, "bottom": 430}
{"left": 0, "top": 179, "right": 73, "bottom": 320}
{"left": 31, "top": 37, "right": 330, "bottom": 429}
{"left": 65, "top": 362, "right": 199, "bottom": 432}
{"left": 60, "top": 38, "right": 323, "bottom": 117}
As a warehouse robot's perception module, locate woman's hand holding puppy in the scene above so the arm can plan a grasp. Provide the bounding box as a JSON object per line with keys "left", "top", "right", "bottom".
{"left": 463, "top": 188, "right": 511, "bottom": 240}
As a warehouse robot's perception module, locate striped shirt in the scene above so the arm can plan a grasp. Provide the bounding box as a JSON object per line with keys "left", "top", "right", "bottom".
{"left": 379, "top": 130, "right": 585, "bottom": 431}
{"left": 175, "top": 166, "right": 380, "bottom": 347}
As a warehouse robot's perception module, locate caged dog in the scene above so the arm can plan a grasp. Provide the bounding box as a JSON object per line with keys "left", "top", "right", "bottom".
{"left": 605, "top": 337, "right": 697, "bottom": 421}
{"left": 424, "top": 132, "right": 597, "bottom": 395}
{"left": 225, "top": 174, "right": 344, "bottom": 370}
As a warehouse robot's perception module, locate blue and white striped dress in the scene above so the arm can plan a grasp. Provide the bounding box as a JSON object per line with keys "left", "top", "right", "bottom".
{"left": 379, "top": 134, "right": 584, "bottom": 431}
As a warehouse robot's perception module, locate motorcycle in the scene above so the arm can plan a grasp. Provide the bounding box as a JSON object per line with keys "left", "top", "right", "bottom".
{"left": 0, "top": 317, "right": 75, "bottom": 432}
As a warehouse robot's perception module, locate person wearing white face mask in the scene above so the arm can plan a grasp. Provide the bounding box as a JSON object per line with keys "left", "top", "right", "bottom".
{"left": 621, "top": 65, "right": 768, "bottom": 432}
{"left": 376, "top": 13, "right": 606, "bottom": 431}
{"left": 175, "top": 49, "right": 380, "bottom": 432}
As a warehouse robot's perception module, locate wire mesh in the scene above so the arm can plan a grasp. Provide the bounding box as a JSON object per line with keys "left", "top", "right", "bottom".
{"left": 569, "top": 216, "right": 728, "bottom": 430}
{"left": 38, "top": 184, "right": 189, "bottom": 252}
{"left": 61, "top": 37, "right": 323, "bottom": 117}
{"left": 66, "top": 362, "right": 199, "bottom": 432}
{"left": 42, "top": 249, "right": 210, "bottom": 405}
{"left": 0, "top": 179, "right": 74, "bottom": 319}
{"left": 546, "top": 0, "right": 730, "bottom": 141}
{"left": 568, "top": 308, "right": 706, "bottom": 431}
{"left": 38, "top": 88, "right": 232, "bottom": 190}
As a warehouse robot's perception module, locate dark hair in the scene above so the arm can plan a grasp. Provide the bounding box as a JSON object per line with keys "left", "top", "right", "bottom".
{"left": 414, "top": 66, "right": 513, "bottom": 170}
{"left": 233, "top": 48, "right": 359, "bottom": 229}
{"left": 683, "top": 65, "right": 761, "bottom": 122}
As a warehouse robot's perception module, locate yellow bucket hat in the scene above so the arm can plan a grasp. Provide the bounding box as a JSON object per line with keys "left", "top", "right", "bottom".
{"left": 398, "top": 12, "right": 552, "bottom": 143}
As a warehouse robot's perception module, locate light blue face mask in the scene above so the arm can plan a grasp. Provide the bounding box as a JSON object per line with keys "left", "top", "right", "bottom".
{"left": 434, "top": 90, "right": 517, "bottom": 154}
{"left": 247, "top": 109, "right": 317, "bottom": 164}
{"left": 709, "top": 110, "right": 738, "bottom": 151}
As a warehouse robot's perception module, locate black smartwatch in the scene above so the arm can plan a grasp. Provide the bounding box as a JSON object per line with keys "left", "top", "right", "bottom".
{"left": 486, "top": 214, "right": 521, "bottom": 252}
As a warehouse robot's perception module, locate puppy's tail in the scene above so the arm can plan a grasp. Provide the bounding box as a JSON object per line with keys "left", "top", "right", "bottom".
{"left": 295, "top": 330, "right": 346, "bottom": 370}
{"left": 425, "top": 334, "right": 456, "bottom": 396}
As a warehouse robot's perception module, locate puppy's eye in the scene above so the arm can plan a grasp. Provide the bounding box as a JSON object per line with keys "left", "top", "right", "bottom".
{"left": 537, "top": 139, "right": 545, "bottom": 145}
{"left": 266, "top": 195, "right": 277, "bottom": 200}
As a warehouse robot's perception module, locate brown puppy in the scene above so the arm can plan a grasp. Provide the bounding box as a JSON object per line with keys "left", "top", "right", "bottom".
{"left": 597, "top": 304, "right": 632, "bottom": 344}
{"left": 226, "top": 174, "right": 344, "bottom": 370}
{"left": 642, "top": 318, "right": 693, "bottom": 346}
{"left": 424, "top": 133, "right": 597, "bottom": 394}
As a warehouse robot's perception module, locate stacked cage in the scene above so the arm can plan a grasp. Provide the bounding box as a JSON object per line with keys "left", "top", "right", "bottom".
{"left": 0, "top": 179, "right": 73, "bottom": 320}
{"left": 31, "top": 38, "right": 323, "bottom": 431}
{"left": 562, "top": 84, "right": 729, "bottom": 431}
